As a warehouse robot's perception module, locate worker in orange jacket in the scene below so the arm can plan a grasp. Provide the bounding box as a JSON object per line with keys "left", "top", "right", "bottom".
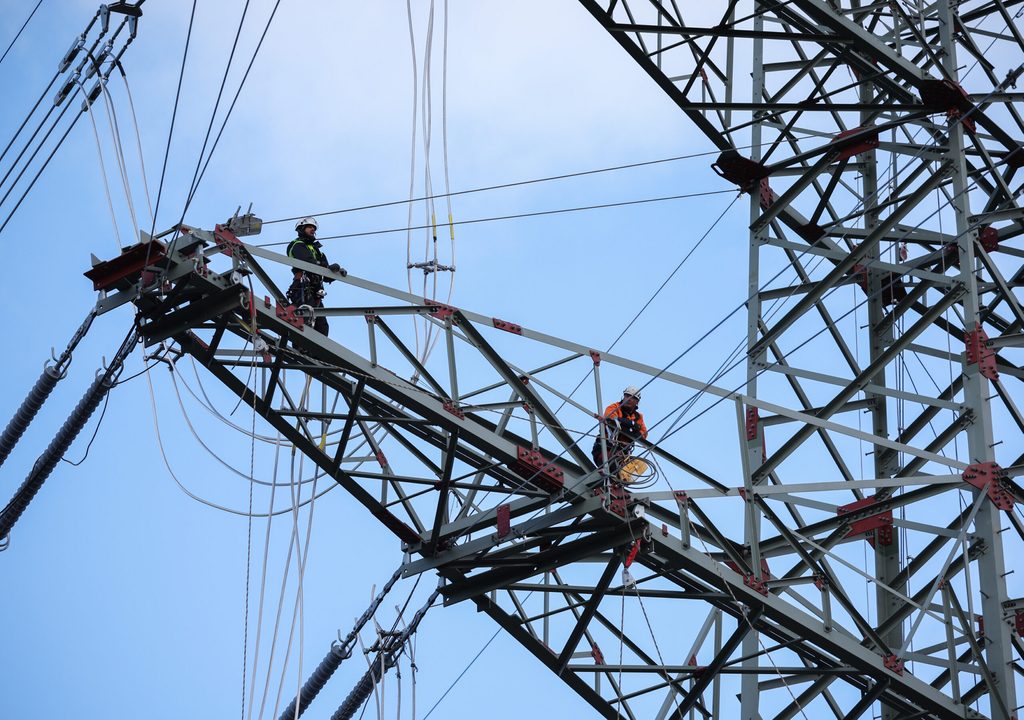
{"left": 592, "top": 385, "right": 647, "bottom": 474}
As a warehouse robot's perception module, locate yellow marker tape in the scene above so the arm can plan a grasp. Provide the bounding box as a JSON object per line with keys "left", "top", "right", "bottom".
{"left": 431, "top": 212, "right": 437, "bottom": 242}
{"left": 448, "top": 213, "right": 455, "bottom": 241}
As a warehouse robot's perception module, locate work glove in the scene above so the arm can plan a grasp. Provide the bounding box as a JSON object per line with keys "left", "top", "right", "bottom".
{"left": 329, "top": 262, "right": 347, "bottom": 277}
{"left": 619, "top": 419, "right": 639, "bottom": 438}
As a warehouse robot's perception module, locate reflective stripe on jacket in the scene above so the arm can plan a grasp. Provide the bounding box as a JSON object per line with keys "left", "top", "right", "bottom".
{"left": 602, "top": 402, "right": 647, "bottom": 439}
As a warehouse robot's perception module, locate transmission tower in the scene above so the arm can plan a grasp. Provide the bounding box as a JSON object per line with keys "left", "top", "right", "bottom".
{"left": 5, "top": 0, "right": 1021, "bottom": 717}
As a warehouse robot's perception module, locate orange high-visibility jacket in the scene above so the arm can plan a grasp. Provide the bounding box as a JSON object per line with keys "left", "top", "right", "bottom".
{"left": 602, "top": 402, "right": 648, "bottom": 439}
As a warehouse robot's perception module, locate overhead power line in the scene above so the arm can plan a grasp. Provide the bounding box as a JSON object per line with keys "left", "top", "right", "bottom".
{"left": 256, "top": 188, "right": 735, "bottom": 246}
{"left": 263, "top": 147, "right": 744, "bottom": 226}
{"left": 0, "top": 0, "right": 45, "bottom": 68}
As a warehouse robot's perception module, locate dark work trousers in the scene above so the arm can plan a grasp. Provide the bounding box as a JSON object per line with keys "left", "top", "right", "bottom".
{"left": 287, "top": 277, "right": 330, "bottom": 336}
{"left": 591, "top": 439, "right": 633, "bottom": 477}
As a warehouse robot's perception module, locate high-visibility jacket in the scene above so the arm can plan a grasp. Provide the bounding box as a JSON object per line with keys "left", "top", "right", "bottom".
{"left": 287, "top": 237, "right": 331, "bottom": 274}
{"left": 601, "top": 402, "right": 647, "bottom": 440}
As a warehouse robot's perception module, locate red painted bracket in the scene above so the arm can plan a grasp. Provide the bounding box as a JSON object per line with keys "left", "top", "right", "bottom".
{"left": 590, "top": 643, "right": 605, "bottom": 665}
{"left": 979, "top": 226, "right": 999, "bottom": 253}
{"left": 759, "top": 178, "right": 775, "bottom": 210}
{"left": 963, "top": 462, "right": 1015, "bottom": 511}
{"left": 745, "top": 407, "right": 759, "bottom": 441}
{"left": 375, "top": 449, "right": 388, "bottom": 469}
{"left": 511, "top": 446, "right": 564, "bottom": 493}
{"left": 492, "top": 317, "right": 522, "bottom": 335}
{"left": 275, "top": 303, "right": 305, "bottom": 330}
{"left": 848, "top": 263, "right": 906, "bottom": 306}
{"left": 589, "top": 349, "right": 601, "bottom": 366}
{"left": 833, "top": 126, "right": 880, "bottom": 160}
{"left": 744, "top": 574, "right": 769, "bottom": 596}
{"left": 883, "top": 654, "right": 904, "bottom": 676}
{"left": 593, "top": 484, "right": 633, "bottom": 518}
{"left": 213, "top": 224, "right": 244, "bottom": 257}
{"left": 496, "top": 503, "right": 511, "bottom": 539}
{"left": 728, "top": 557, "right": 771, "bottom": 581}
{"left": 674, "top": 490, "right": 690, "bottom": 507}
{"left": 964, "top": 323, "right": 998, "bottom": 380}
{"left": 426, "top": 301, "right": 458, "bottom": 322}
{"left": 837, "top": 496, "right": 893, "bottom": 547}
{"left": 442, "top": 400, "right": 465, "bottom": 419}
{"left": 84, "top": 240, "right": 168, "bottom": 291}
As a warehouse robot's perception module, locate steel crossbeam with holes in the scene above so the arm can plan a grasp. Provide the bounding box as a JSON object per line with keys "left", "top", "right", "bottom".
{"left": 85, "top": 204, "right": 1023, "bottom": 719}
{"left": 573, "top": 1, "right": 1024, "bottom": 718}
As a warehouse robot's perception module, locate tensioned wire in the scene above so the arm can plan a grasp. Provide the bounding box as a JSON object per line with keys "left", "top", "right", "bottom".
{"left": 151, "top": 37, "right": 1015, "bottom": 720}
{"left": 167, "top": 82, "right": 999, "bottom": 524}
{"left": 414, "top": 89, "right": 1010, "bottom": 715}
{"left": 255, "top": 188, "right": 735, "bottom": 246}
{"left": 260, "top": 136, "right": 817, "bottom": 227}
{"left": 0, "top": 0, "right": 44, "bottom": 68}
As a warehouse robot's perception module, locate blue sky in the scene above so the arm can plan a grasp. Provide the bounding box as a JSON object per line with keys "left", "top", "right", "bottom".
{"left": 2, "top": 2, "right": 1020, "bottom": 719}
{"left": 0, "top": 2, "right": 752, "bottom": 718}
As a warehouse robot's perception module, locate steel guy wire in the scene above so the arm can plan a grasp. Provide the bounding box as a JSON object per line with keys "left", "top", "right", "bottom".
{"left": 550, "top": 191, "right": 742, "bottom": 420}
{"left": 0, "top": 0, "right": 44, "bottom": 69}
{"left": 261, "top": 136, "right": 819, "bottom": 226}
{"left": 147, "top": 0, "right": 196, "bottom": 240}
{"left": 256, "top": 188, "right": 737, "bottom": 246}
{"left": 182, "top": 0, "right": 252, "bottom": 213}
{"left": 0, "top": 15, "right": 130, "bottom": 232}
{"left": 178, "top": 0, "right": 284, "bottom": 218}
{"left": 0, "top": 71, "right": 60, "bottom": 171}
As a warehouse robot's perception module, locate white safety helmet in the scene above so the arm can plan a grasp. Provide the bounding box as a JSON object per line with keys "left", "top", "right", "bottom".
{"left": 623, "top": 385, "right": 642, "bottom": 399}
{"left": 295, "top": 216, "right": 319, "bottom": 232}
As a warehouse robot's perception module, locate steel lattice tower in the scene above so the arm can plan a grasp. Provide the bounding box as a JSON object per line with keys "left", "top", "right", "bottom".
{"left": 45, "top": 1, "right": 1024, "bottom": 718}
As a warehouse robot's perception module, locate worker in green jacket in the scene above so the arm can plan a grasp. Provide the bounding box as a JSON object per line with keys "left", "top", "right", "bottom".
{"left": 286, "top": 217, "right": 345, "bottom": 336}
